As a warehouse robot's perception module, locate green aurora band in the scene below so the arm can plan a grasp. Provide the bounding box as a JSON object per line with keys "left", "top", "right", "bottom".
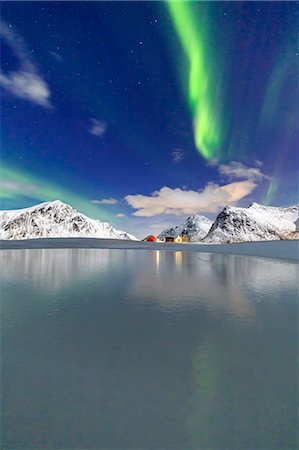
{"left": 0, "top": 165, "right": 113, "bottom": 220}
{"left": 166, "top": 1, "right": 223, "bottom": 160}
{"left": 263, "top": 178, "right": 278, "bottom": 206}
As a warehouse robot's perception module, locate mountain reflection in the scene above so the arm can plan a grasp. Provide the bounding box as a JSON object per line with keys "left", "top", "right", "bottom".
{"left": 1, "top": 249, "right": 128, "bottom": 291}
{"left": 1, "top": 249, "right": 297, "bottom": 311}
{"left": 1, "top": 248, "right": 298, "bottom": 449}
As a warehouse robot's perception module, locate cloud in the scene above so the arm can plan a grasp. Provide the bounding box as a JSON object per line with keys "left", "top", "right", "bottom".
{"left": 90, "top": 197, "right": 118, "bottom": 205}
{"left": 89, "top": 118, "right": 107, "bottom": 137}
{"left": 218, "top": 161, "right": 269, "bottom": 182}
{"left": 0, "top": 21, "right": 51, "bottom": 107}
{"left": 0, "top": 71, "right": 51, "bottom": 107}
{"left": 125, "top": 161, "right": 270, "bottom": 217}
{"left": 172, "top": 148, "right": 184, "bottom": 163}
{"left": 125, "top": 180, "right": 257, "bottom": 217}
{"left": 0, "top": 179, "right": 39, "bottom": 197}
{"left": 115, "top": 213, "right": 126, "bottom": 218}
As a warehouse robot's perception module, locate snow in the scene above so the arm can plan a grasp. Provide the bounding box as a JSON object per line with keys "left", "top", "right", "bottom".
{"left": 158, "top": 215, "right": 213, "bottom": 242}
{"left": 157, "top": 202, "right": 298, "bottom": 244}
{"left": 202, "top": 202, "right": 299, "bottom": 243}
{"left": 1, "top": 200, "right": 298, "bottom": 244}
{"left": 0, "top": 200, "right": 138, "bottom": 241}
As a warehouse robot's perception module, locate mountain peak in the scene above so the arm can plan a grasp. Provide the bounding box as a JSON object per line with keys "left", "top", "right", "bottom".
{"left": 46, "top": 199, "right": 66, "bottom": 206}
{"left": 203, "top": 203, "right": 298, "bottom": 243}
{"left": 158, "top": 214, "right": 213, "bottom": 241}
{"left": 35, "top": 199, "right": 73, "bottom": 209}
{"left": 0, "top": 200, "right": 138, "bottom": 241}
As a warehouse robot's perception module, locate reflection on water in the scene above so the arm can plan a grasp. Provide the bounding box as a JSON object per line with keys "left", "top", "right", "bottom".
{"left": 175, "top": 251, "right": 183, "bottom": 267}
{"left": 155, "top": 249, "right": 160, "bottom": 271}
{"left": 1, "top": 249, "right": 298, "bottom": 449}
{"left": 1, "top": 248, "right": 125, "bottom": 291}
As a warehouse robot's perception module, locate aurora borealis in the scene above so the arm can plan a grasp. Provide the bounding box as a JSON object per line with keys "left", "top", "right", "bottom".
{"left": 167, "top": 1, "right": 298, "bottom": 166}
{"left": 166, "top": 1, "right": 223, "bottom": 160}
{"left": 1, "top": 1, "right": 298, "bottom": 237}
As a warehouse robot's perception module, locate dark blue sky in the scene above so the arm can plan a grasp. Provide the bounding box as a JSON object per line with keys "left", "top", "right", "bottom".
{"left": 1, "top": 1, "right": 298, "bottom": 237}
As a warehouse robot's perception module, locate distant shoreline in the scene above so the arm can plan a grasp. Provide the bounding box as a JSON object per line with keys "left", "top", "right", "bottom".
{"left": 0, "top": 238, "right": 298, "bottom": 262}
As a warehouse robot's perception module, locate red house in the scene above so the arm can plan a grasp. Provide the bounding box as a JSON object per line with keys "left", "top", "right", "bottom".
{"left": 143, "top": 235, "right": 158, "bottom": 242}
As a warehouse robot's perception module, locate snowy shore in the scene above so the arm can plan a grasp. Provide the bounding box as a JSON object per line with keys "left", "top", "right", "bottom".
{"left": 1, "top": 238, "right": 298, "bottom": 262}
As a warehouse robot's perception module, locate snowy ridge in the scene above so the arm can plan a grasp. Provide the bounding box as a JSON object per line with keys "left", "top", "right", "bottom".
{"left": 158, "top": 215, "right": 213, "bottom": 242}
{"left": 0, "top": 200, "right": 138, "bottom": 241}
{"left": 202, "top": 202, "right": 299, "bottom": 243}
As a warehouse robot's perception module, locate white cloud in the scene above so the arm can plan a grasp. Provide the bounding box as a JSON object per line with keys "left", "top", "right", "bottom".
{"left": 125, "top": 180, "right": 257, "bottom": 217}
{"left": 125, "top": 161, "right": 270, "bottom": 218}
{"left": 0, "top": 179, "right": 39, "bottom": 195}
{"left": 172, "top": 148, "right": 184, "bottom": 163}
{"left": 90, "top": 197, "right": 118, "bottom": 205}
{"left": 115, "top": 213, "right": 126, "bottom": 218}
{"left": 0, "top": 21, "right": 51, "bottom": 107}
{"left": 89, "top": 119, "right": 106, "bottom": 137}
{"left": 0, "top": 71, "right": 51, "bottom": 107}
{"left": 218, "top": 161, "right": 269, "bottom": 182}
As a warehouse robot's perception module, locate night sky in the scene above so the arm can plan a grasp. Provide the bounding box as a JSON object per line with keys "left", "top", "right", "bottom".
{"left": 1, "top": 1, "right": 298, "bottom": 237}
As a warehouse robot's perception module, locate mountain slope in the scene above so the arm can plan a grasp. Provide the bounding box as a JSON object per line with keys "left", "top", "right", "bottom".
{"left": 0, "top": 200, "right": 138, "bottom": 240}
{"left": 158, "top": 215, "right": 213, "bottom": 242}
{"left": 203, "top": 202, "right": 299, "bottom": 243}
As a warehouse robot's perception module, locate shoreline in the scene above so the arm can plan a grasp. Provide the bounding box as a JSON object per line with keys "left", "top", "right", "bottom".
{"left": 0, "top": 238, "right": 298, "bottom": 262}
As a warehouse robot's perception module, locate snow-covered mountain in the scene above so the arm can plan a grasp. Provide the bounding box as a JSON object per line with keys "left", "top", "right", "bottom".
{"left": 0, "top": 200, "right": 138, "bottom": 240}
{"left": 158, "top": 215, "right": 213, "bottom": 242}
{"left": 202, "top": 202, "right": 299, "bottom": 243}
